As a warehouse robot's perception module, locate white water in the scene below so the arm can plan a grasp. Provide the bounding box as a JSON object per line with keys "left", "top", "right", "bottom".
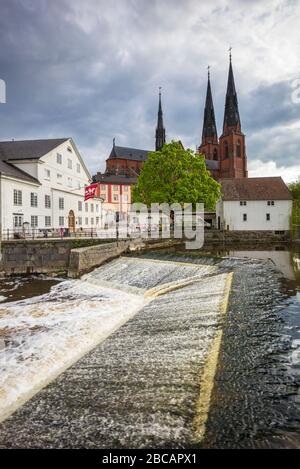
{"left": 0, "top": 277, "right": 147, "bottom": 422}
{"left": 0, "top": 257, "right": 220, "bottom": 424}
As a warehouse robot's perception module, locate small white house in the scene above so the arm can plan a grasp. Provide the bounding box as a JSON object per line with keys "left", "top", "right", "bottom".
{"left": 216, "top": 177, "right": 292, "bottom": 232}
{"left": 0, "top": 137, "right": 102, "bottom": 236}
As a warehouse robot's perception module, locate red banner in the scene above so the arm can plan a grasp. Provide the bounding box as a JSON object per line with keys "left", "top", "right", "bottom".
{"left": 84, "top": 183, "right": 98, "bottom": 201}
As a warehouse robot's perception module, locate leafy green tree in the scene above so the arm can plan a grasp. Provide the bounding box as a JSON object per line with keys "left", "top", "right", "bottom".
{"left": 288, "top": 178, "right": 300, "bottom": 199}
{"left": 132, "top": 141, "right": 221, "bottom": 210}
{"left": 288, "top": 178, "right": 300, "bottom": 237}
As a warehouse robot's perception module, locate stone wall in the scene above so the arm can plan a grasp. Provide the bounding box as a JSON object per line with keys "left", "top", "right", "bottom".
{"left": 203, "top": 229, "right": 290, "bottom": 246}
{"left": 68, "top": 241, "right": 130, "bottom": 278}
{"left": 0, "top": 239, "right": 113, "bottom": 276}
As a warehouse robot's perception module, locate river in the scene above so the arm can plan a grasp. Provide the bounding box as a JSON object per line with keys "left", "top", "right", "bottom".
{"left": 0, "top": 246, "right": 299, "bottom": 448}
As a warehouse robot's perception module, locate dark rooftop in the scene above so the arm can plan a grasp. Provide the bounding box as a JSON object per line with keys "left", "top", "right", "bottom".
{"left": 219, "top": 177, "right": 292, "bottom": 201}
{"left": 0, "top": 138, "right": 69, "bottom": 161}
{"left": 108, "top": 145, "right": 150, "bottom": 162}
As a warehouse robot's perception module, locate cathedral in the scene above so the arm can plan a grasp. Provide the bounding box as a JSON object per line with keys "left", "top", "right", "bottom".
{"left": 93, "top": 53, "right": 247, "bottom": 184}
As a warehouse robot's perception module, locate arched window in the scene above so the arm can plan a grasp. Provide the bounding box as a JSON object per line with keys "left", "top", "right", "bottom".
{"left": 224, "top": 141, "right": 229, "bottom": 159}
{"left": 213, "top": 149, "right": 218, "bottom": 161}
{"left": 236, "top": 140, "right": 241, "bottom": 157}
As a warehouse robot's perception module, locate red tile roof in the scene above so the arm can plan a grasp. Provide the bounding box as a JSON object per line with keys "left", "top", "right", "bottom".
{"left": 219, "top": 177, "right": 292, "bottom": 201}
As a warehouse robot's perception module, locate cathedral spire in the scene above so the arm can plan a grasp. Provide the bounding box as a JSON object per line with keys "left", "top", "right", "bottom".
{"left": 223, "top": 49, "right": 241, "bottom": 133}
{"left": 155, "top": 87, "right": 166, "bottom": 151}
{"left": 201, "top": 66, "right": 218, "bottom": 145}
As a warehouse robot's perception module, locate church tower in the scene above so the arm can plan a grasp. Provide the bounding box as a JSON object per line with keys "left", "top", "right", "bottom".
{"left": 198, "top": 67, "right": 219, "bottom": 161}
{"left": 219, "top": 51, "right": 247, "bottom": 178}
{"left": 155, "top": 87, "right": 166, "bottom": 151}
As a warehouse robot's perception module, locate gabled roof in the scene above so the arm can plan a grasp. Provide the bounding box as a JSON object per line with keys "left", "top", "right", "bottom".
{"left": 95, "top": 173, "right": 138, "bottom": 184}
{"left": 223, "top": 57, "right": 241, "bottom": 131}
{"left": 219, "top": 177, "right": 292, "bottom": 201}
{"left": 0, "top": 159, "right": 40, "bottom": 184}
{"left": 108, "top": 145, "right": 150, "bottom": 162}
{"left": 0, "top": 138, "right": 69, "bottom": 161}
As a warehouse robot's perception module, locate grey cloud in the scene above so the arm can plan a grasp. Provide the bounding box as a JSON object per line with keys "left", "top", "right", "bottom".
{"left": 0, "top": 0, "right": 300, "bottom": 174}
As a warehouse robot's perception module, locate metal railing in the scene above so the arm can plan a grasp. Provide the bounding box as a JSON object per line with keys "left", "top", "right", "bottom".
{"left": 0, "top": 226, "right": 152, "bottom": 241}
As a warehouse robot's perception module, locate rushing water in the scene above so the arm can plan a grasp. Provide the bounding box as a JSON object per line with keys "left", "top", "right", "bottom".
{"left": 0, "top": 247, "right": 300, "bottom": 448}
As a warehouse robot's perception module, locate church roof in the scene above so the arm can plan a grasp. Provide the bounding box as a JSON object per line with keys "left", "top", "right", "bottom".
{"left": 219, "top": 177, "right": 292, "bottom": 201}
{"left": 108, "top": 145, "right": 150, "bottom": 162}
{"left": 205, "top": 159, "right": 219, "bottom": 171}
{"left": 202, "top": 72, "right": 218, "bottom": 143}
{"left": 223, "top": 56, "right": 241, "bottom": 131}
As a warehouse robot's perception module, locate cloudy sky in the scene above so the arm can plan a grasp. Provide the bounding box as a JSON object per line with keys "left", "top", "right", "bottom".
{"left": 0, "top": 0, "right": 300, "bottom": 180}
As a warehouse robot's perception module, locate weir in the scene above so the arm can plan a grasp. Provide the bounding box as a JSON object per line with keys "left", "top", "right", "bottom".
{"left": 0, "top": 255, "right": 232, "bottom": 447}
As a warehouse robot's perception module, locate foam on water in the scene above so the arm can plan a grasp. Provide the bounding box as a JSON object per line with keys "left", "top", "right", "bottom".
{"left": 0, "top": 277, "right": 147, "bottom": 422}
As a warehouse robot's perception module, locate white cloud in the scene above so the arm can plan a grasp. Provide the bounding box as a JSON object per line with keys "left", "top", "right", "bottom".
{"left": 249, "top": 159, "right": 300, "bottom": 183}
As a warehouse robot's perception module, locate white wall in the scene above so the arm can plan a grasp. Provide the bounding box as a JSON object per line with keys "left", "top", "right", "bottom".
{"left": 217, "top": 199, "right": 292, "bottom": 231}
{"left": 0, "top": 139, "right": 103, "bottom": 232}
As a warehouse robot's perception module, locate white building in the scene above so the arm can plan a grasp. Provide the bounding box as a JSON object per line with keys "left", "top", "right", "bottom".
{"left": 216, "top": 177, "right": 292, "bottom": 232}
{"left": 0, "top": 138, "right": 102, "bottom": 236}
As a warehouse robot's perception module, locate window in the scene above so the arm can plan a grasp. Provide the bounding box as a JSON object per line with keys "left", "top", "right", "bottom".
{"left": 77, "top": 181, "right": 81, "bottom": 189}
{"left": 31, "top": 216, "right": 38, "bottom": 227}
{"left": 96, "top": 217, "right": 99, "bottom": 225}
{"left": 113, "top": 185, "right": 119, "bottom": 192}
{"left": 266, "top": 213, "right": 270, "bottom": 221}
{"left": 236, "top": 140, "right": 241, "bottom": 157}
{"left": 85, "top": 203, "right": 88, "bottom": 212}
{"left": 91, "top": 204, "right": 94, "bottom": 213}
{"left": 101, "top": 184, "right": 106, "bottom": 190}
{"left": 59, "top": 197, "right": 64, "bottom": 210}
{"left": 123, "top": 186, "right": 129, "bottom": 192}
{"left": 44, "top": 169, "right": 51, "bottom": 179}
{"left": 213, "top": 149, "right": 218, "bottom": 161}
{"left": 45, "top": 216, "right": 51, "bottom": 227}
{"left": 45, "top": 195, "right": 51, "bottom": 208}
{"left": 77, "top": 163, "right": 81, "bottom": 173}
{"left": 240, "top": 201, "right": 247, "bottom": 206}
{"left": 59, "top": 216, "right": 64, "bottom": 227}
{"left": 113, "top": 195, "right": 118, "bottom": 201}
{"left": 57, "top": 173, "right": 63, "bottom": 183}
{"left": 91, "top": 218, "right": 94, "bottom": 225}
{"left": 13, "top": 189, "right": 22, "bottom": 206}
{"left": 78, "top": 201, "right": 82, "bottom": 211}
{"left": 30, "top": 192, "right": 38, "bottom": 207}
{"left": 243, "top": 213, "right": 247, "bottom": 222}
{"left": 67, "top": 146, "right": 72, "bottom": 153}
{"left": 13, "top": 215, "right": 23, "bottom": 228}
{"left": 123, "top": 195, "right": 128, "bottom": 202}
{"left": 96, "top": 204, "right": 99, "bottom": 212}
{"left": 78, "top": 217, "right": 82, "bottom": 226}
{"left": 267, "top": 201, "right": 275, "bottom": 206}
{"left": 85, "top": 217, "right": 88, "bottom": 225}
{"left": 68, "top": 159, "right": 72, "bottom": 169}
{"left": 67, "top": 177, "right": 72, "bottom": 187}
{"left": 224, "top": 141, "right": 229, "bottom": 159}
{"left": 57, "top": 153, "right": 62, "bottom": 164}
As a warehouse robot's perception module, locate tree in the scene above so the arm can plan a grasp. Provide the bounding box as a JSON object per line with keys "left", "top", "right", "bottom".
{"left": 132, "top": 141, "right": 221, "bottom": 210}
{"left": 288, "top": 178, "right": 300, "bottom": 199}
{"left": 288, "top": 178, "right": 300, "bottom": 237}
